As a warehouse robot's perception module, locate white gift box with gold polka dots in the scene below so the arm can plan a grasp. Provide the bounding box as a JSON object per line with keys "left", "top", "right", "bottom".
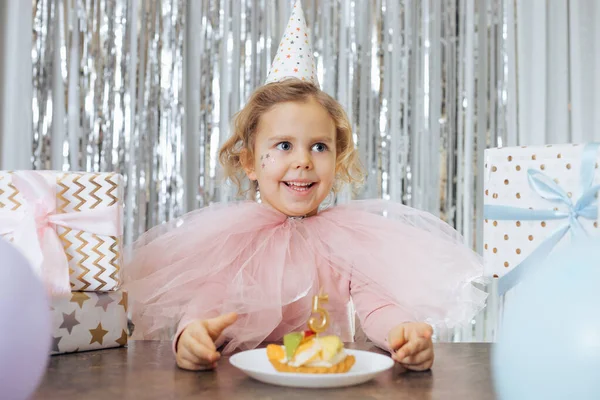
{"left": 50, "top": 291, "right": 128, "bottom": 355}
{"left": 483, "top": 143, "right": 600, "bottom": 281}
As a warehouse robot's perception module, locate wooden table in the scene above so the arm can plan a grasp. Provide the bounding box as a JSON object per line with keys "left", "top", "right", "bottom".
{"left": 34, "top": 341, "right": 496, "bottom": 399}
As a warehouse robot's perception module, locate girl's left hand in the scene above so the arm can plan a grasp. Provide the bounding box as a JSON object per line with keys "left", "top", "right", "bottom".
{"left": 387, "top": 322, "right": 434, "bottom": 371}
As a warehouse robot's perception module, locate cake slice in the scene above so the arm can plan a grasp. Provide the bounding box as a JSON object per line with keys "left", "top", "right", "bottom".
{"left": 267, "top": 331, "right": 355, "bottom": 374}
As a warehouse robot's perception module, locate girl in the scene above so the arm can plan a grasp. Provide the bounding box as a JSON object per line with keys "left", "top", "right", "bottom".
{"left": 124, "top": 79, "right": 486, "bottom": 372}
{"left": 124, "top": 1, "right": 486, "bottom": 373}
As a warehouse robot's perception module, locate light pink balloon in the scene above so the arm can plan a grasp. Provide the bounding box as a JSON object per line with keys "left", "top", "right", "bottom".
{"left": 0, "top": 238, "right": 51, "bottom": 399}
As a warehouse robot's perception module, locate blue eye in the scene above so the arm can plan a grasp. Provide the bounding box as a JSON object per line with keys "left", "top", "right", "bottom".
{"left": 276, "top": 142, "right": 292, "bottom": 151}
{"left": 312, "top": 143, "right": 328, "bottom": 152}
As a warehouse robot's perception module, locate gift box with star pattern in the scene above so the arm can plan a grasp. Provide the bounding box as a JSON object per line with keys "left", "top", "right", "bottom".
{"left": 50, "top": 290, "right": 128, "bottom": 355}
{"left": 483, "top": 143, "right": 600, "bottom": 295}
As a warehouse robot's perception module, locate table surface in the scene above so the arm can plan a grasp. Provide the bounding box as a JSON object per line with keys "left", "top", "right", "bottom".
{"left": 34, "top": 340, "right": 496, "bottom": 400}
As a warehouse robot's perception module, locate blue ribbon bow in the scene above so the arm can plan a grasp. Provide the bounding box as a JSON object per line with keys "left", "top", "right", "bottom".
{"left": 484, "top": 143, "right": 600, "bottom": 296}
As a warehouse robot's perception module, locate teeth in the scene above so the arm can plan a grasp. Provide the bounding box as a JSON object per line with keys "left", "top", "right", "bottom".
{"left": 285, "top": 182, "right": 314, "bottom": 192}
{"left": 288, "top": 182, "right": 311, "bottom": 187}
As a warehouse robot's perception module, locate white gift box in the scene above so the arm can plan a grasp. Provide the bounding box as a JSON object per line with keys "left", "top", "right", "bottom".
{"left": 483, "top": 143, "right": 600, "bottom": 295}
{"left": 50, "top": 291, "right": 128, "bottom": 355}
{"left": 0, "top": 171, "right": 123, "bottom": 292}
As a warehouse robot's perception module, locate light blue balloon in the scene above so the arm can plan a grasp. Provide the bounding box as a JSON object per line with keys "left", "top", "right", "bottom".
{"left": 0, "top": 238, "right": 51, "bottom": 399}
{"left": 492, "top": 241, "right": 600, "bottom": 400}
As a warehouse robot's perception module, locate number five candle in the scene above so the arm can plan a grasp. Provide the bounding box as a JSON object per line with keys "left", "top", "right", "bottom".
{"left": 308, "top": 293, "right": 330, "bottom": 333}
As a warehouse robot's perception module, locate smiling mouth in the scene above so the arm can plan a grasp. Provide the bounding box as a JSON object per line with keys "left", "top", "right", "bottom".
{"left": 283, "top": 181, "right": 316, "bottom": 191}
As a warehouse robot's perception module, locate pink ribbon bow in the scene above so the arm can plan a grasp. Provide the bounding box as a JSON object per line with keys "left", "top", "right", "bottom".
{"left": 0, "top": 171, "right": 123, "bottom": 295}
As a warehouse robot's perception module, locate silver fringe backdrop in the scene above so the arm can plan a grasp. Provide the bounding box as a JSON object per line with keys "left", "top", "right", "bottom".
{"left": 31, "top": 1, "right": 517, "bottom": 335}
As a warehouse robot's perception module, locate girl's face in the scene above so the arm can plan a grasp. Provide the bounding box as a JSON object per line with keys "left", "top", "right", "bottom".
{"left": 244, "top": 98, "right": 337, "bottom": 217}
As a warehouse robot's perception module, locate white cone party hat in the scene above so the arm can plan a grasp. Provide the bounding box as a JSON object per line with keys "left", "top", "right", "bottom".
{"left": 265, "top": 0, "right": 319, "bottom": 86}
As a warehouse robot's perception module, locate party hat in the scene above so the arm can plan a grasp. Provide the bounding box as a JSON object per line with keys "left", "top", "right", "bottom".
{"left": 265, "top": 0, "right": 318, "bottom": 86}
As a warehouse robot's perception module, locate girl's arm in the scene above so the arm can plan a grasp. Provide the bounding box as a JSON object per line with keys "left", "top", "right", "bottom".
{"left": 171, "top": 281, "right": 227, "bottom": 354}
{"left": 350, "top": 279, "right": 415, "bottom": 351}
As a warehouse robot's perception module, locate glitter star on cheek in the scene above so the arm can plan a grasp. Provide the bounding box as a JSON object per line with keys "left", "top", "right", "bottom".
{"left": 265, "top": 153, "right": 270, "bottom": 158}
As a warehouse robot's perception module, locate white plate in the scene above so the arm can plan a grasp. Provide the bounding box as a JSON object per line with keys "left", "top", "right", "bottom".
{"left": 229, "top": 348, "right": 394, "bottom": 388}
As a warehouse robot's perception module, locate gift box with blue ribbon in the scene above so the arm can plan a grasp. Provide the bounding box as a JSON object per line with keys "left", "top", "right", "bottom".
{"left": 483, "top": 143, "right": 600, "bottom": 296}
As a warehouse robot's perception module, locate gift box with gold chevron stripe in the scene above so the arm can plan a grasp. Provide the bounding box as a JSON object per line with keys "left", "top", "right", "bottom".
{"left": 0, "top": 170, "right": 123, "bottom": 292}
{"left": 51, "top": 290, "right": 128, "bottom": 355}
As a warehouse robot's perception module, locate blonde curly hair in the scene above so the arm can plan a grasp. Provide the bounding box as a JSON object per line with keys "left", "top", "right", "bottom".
{"left": 219, "top": 79, "right": 364, "bottom": 196}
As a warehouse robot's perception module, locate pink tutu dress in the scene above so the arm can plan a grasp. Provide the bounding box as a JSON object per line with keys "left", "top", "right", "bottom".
{"left": 123, "top": 200, "right": 487, "bottom": 354}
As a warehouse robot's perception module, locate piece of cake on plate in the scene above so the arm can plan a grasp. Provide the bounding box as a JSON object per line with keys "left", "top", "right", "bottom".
{"left": 266, "top": 293, "right": 356, "bottom": 373}
{"left": 267, "top": 330, "right": 355, "bottom": 373}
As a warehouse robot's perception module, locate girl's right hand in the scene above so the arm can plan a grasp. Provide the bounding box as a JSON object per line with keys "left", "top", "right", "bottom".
{"left": 175, "top": 312, "right": 238, "bottom": 371}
